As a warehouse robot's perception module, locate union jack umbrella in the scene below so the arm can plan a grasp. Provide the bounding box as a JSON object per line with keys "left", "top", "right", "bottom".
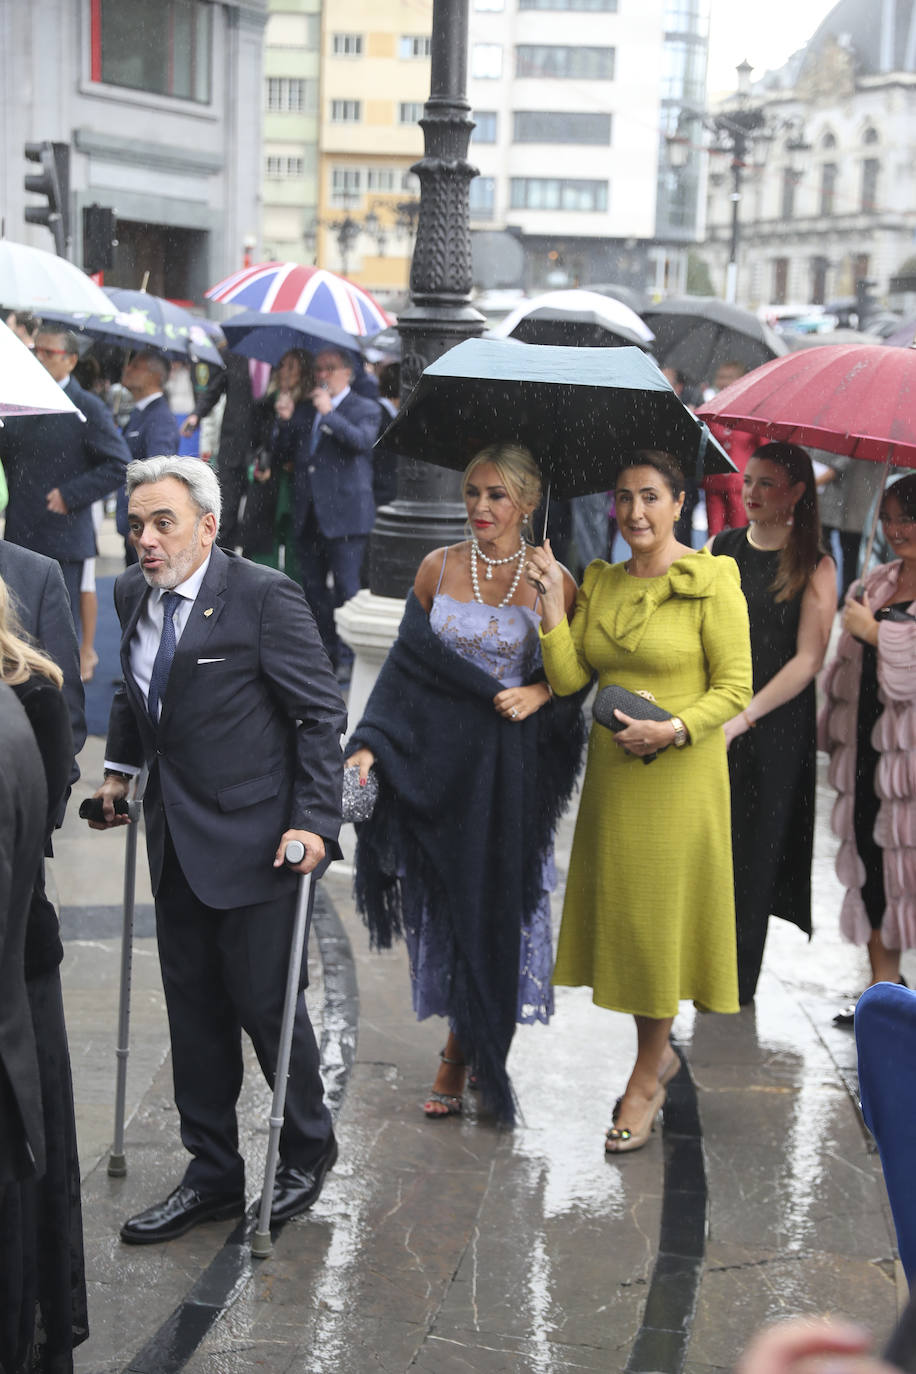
{"left": 205, "top": 261, "right": 391, "bottom": 335}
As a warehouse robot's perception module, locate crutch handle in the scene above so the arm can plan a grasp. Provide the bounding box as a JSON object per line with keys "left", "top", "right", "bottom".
{"left": 284, "top": 840, "right": 306, "bottom": 865}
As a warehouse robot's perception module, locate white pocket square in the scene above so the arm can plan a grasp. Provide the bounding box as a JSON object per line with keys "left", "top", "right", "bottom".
{"left": 197, "top": 657, "right": 226, "bottom": 664}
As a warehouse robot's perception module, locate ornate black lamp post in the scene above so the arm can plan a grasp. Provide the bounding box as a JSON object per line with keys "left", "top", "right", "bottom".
{"left": 368, "top": 0, "right": 485, "bottom": 597}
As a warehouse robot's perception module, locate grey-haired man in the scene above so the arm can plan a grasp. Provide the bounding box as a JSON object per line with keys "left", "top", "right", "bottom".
{"left": 88, "top": 456, "right": 346, "bottom": 1242}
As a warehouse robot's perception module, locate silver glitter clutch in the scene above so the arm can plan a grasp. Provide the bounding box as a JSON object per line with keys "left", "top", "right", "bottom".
{"left": 342, "top": 764, "right": 379, "bottom": 823}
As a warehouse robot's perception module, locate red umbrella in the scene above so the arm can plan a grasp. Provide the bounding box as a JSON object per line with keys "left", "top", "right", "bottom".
{"left": 696, "top": 343, "right": 916, "bottom": 578}
{"left": 695, "top": 344, "right": 916, "bottom": 465}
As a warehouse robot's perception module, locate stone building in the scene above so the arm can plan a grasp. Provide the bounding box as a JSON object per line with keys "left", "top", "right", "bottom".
{"left": 702, "top": 0, "right": 916, "bottom": 309}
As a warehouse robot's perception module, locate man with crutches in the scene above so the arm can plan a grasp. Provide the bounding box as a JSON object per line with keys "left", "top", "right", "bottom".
{"left": 86, "top": 455, "right": 345, "bottom": 1244}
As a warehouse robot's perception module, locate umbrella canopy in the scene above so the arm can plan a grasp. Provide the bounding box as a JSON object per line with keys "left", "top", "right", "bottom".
{"left": 883, "top": 317, "right": 916, "bottom": 349}
{"left": 0, "top": 319, "right": 84, "bottom": 420}
{"left": 221, "top": 309, "right": 362, "bottom": 369}
{"left": 0, "top": 239, "right": 113, "bottom": 315}
{"left": 643, "top": 296, "right": 788, "bottom": 388}
{"left": 379, "top": 338, "right": 733, "bottom": 501}
{"left": 582, "top": 282, "right": 650, "bottom": 315}
{"left": 695, "top": 344, "right": 916, "bottom": 465}
{"left": 783, "top": 328, "right": 883, "bottom": 351}
{"left": 205, "top": 262, "right": 391, "bottom": 335}
{"left": 491, "top": 289, "right": 654, "bottom": 350}
{"left": 41, "top": 288, "right": 223, "bottom": 367}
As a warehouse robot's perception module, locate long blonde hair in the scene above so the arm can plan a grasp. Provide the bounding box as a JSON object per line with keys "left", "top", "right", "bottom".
{"left": 0, "top": 577, "right": 63, "bottom": 688}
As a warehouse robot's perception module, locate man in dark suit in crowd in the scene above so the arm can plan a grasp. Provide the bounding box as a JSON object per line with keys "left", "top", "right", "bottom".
{"left": 0, "top": 685, "right": 47, "bottom": 1190}
{"left": 275, "top": 347, "right": 379, "bottom": 683}
{"left": 0, "top": 541, "right": 86, "bottom": 782}
{"left": 117, "top": 350, "right": 180, "bottom": 565}
{"left": 0, "top": 327, "right": 130, "bottom": 625}
{"left": 88, "top": 455, "right": 345, "bottom": 1242}
{"left": 180, "top": 349, "right": 254, "bottom": 550}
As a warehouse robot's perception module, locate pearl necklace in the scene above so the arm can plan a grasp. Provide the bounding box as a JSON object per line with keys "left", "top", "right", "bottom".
{"left": 470, "top": 537, "right": 526, "bottom": 607}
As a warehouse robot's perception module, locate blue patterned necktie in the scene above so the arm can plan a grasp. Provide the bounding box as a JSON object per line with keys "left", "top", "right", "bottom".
{"left": 147, "top": 591, "right": 182, "bottom": 723}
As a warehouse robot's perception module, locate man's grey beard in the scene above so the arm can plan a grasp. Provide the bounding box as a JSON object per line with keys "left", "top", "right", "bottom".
{"left": 139, "top": 521, "right": 202, "bottom": 589}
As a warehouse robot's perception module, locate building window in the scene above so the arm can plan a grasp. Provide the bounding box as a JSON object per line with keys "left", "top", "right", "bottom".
{"left": 469, "top": 177, "right": 496, "bottom": 219}
{"left": 266, "top": 155, "right": 304, "bottom": 179}
{"left": 510, "top": 177, "right": 608, "bottom": 211}
{"left": 819, "top": 162, "right": 837, "bottom": 216}
{"left": 332, "top": 33, "right": 363, "bottom": 56}
{"left": 267, "top": 77, "right": 306, "bottom": 113}
{"left": 861, "top": 158, "right": 880, "bottom": 212}
{"left": 772, "top": 257, "right": 789, "bottom": 305}
{"left": 519, "top": 0, "right": 618, "bottom": 8}
{"left": 863, "top": 126, "right": 879, "bottom": 145}
{"left": 399, "top": 35, "right": 431, "bottom": 58}
{"left": 331, "top": 168, "right": 362, "bottom": 204}
{"left": 330, "top": 99, "right": 361, "bottom": 122}
{"left": 472, "top": 111, "right": 498, "bottom": 142}
{"left": 780, "top": 167, "right": 798, "bottom": 220}
{"left": 366, "top": 168, "right": 397, "bottom": 191}
{"left": 93, "top": 0, "right": 212, "bottom": 102}
{"left": 398, "top": 102, "right": 424, "bottom": 124}
{"left": 516, "top": 46, "right": 615, "bottom": 79}
{"left": 513, "top": 111, "right": 611, "bottom": 144}
{"left": 472, "top": 44, "right": 503, "bottom": 78}
{"left": 810, "top": 255, "right": 828, "bottom": 305}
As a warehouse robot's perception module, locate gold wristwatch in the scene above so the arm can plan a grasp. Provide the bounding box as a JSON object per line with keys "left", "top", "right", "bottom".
{"left": 670, "top": 716, "right": 688, "bottom": 748}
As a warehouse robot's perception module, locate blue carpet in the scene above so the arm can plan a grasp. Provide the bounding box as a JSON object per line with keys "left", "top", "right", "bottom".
{"left": 84, "top": 574, "right": 122, "bottom": 737}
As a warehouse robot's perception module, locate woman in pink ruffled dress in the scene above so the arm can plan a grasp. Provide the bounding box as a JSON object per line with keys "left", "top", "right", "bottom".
{"left": 819, "top": 473, "right": 916, "bottom": 1021}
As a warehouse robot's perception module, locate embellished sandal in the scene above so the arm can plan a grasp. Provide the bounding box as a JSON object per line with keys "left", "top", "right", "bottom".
{"left": 605, "top": 1087, "right": 666, "bottom": 1155}
{"left": 423, "top": 1049, "right": 466, "bottom": 1119}
{"left": 609, "top": 1049, "right": 680, "bottom": 1123}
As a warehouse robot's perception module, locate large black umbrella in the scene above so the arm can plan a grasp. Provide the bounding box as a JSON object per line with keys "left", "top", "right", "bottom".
{"left": 221, "top": 309, "right": 361, "bottom": 368}
{"left": 379, "top": 338, "right": 733, "bottom": 501}
{"left": 643, "top": 296, "right": 787, "bottom": 389}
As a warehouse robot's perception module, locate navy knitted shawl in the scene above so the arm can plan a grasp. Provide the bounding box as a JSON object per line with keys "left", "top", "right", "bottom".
{"left": 348, "top": 591, "right": 587, "bottom": 1123}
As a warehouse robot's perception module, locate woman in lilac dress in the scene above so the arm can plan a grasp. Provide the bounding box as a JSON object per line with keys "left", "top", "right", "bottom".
{"left": 346, "top": 446, "right": 583, "bottom": 1122}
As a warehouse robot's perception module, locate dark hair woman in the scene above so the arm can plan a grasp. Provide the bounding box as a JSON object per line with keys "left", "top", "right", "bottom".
{"left": 527, "top": 449, "right": 753, "bottom": 1153}
{"left": 820, "top": 472, "right": 916, "bottom": 1020}
{"left": 709, "top": 441, "right": 837, "bottom": 1004}
{"left": 241, "top": 347, "right": 315, "bottom": 579}
{"left": 345, "top": 445, "right": 586, "bottom": 1123}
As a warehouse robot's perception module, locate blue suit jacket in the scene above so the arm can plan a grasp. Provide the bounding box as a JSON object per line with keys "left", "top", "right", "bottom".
{"left": 104, "top": 547, "right": 346, "bottom": 909}
{"left": 0, "top": 540, "right": 86, "bottom": 774}
{"left": 116, "top": 394, "right": 180, "bottom": 536}
{"left": 275, "top": 390, "right": 380, "bottom": 541}
{"left": 0, "top": 378, "right": 130, "bottom": 561}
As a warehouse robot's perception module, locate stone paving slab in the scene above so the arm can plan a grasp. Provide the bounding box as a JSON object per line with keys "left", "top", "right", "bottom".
{"left": 54, "top": 738, "right": 909, "bottom": 1373}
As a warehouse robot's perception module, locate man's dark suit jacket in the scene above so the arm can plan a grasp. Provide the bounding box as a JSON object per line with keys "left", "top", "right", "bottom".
{"left": 0, "top": 377, "right": 130, "bottom": 562}
{"left": 116, "top": 394, "right": 180, "bottom": 536}
{"left": 0, "top": 683, "right": 47, "bottom": 1183}
{"left": 104, "top": 546, "right": 346, "bottom": 909}
{"left": 275, "top": 390, "right": 380, "bottom": 541}
{"left": 193, "top": 352, "right": 255, "bottom": 472}
{"left": 0, "top": 541, "right": 86, "bottom": 768}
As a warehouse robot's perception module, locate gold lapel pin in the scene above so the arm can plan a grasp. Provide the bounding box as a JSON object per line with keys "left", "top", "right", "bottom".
{"left": 203, "top": 608, "right": 214, "bottom": 618}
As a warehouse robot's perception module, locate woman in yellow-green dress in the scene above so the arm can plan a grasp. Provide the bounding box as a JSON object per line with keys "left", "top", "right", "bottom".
{"left": 526, "top": 450, "right": 752, "bottom": 1154}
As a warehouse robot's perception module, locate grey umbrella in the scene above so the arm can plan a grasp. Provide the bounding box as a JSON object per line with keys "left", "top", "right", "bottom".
{"left": 643, "top": 296, "right": 788, "bottom": 388}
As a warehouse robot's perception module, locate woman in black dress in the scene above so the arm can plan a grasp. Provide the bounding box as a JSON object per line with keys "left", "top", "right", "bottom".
{"left": 0, "top": 575, "right": 86, "bottom": 1374}
{"left": 711, "top": 442, "right": 836, "bottom": 1004}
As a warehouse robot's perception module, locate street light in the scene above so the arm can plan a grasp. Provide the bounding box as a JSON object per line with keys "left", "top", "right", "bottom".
{"left": 666, "top": 60, "right": 808, "bottom": 305}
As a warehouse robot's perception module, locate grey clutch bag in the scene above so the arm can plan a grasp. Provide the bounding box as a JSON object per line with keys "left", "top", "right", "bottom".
{"left": 342, "top": 764, "right": 379, "bottom": 823}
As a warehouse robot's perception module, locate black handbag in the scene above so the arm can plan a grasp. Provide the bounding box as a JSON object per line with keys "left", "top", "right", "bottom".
{"left": 593, "top": 685, "right": 672, "bottom": 765}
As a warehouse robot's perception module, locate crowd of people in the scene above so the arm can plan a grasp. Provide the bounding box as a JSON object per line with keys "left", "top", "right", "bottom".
{"left": 2, "top": 305, "right": 915, "bottom": 1370}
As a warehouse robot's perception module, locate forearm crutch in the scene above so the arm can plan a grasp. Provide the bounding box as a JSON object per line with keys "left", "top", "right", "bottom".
{"left": 252, "top": 840, "right": 314, "bottom": 1257}
{"left": 108, "top": 770, "right": 146, "bottom": 1178}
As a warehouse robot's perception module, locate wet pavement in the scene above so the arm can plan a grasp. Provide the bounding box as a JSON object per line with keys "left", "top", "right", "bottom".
{"left": 51, "top": 726, "right": 908, "bottom": 1374}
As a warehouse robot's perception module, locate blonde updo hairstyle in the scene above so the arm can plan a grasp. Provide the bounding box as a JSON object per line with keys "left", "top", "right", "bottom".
{"left": 461, "top": 444, "right": 542, "bottom": 540}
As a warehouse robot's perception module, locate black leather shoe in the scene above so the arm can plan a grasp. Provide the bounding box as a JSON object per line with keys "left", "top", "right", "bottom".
{"left": 120, "top": 1185, "right": 245, "bottom": 1245}
{"left": 271, "top": 1134, "right": 338, "bottom": 1223}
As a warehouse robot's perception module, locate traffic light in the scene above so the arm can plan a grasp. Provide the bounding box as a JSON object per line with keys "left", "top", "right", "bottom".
{"left": 24, "top": 141, "right": 71, "bottom": 258}
{"left": 83, "top": 204, "right": 116, "bottom": 274}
